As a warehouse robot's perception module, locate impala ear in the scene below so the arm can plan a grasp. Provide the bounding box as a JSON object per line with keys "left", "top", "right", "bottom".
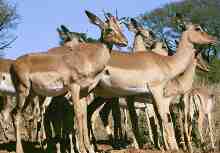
{"left": 130, "top": 18, "right": 143, "bottom": 31}
{"left": 57, "top": 27, "right": 65, "bottom": 38}
{"left": 85, "top": 10, "right": 106, "bottom": 29}
{"left": 123, "top": 19, "right": 137, "bottom": 33}
{"left": 60, "top": 25, "right": 71, "bottom": 33}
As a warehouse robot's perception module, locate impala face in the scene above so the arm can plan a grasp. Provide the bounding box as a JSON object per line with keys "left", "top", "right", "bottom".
{"left": 85, "top": 10, "right": 128, "bottom": 47}
{"left": 128, "top": 18, "right": 156, "bottom": 48}
{"left": 57, "top": 25, "right": 86, "bottom": 44}
{"left": 186, "top": 24, "right": 217, "bottom": 45}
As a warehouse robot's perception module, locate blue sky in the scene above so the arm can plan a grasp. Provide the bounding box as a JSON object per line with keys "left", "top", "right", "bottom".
{"left": 5, "top": 0, "right": 179, "bottom": 59}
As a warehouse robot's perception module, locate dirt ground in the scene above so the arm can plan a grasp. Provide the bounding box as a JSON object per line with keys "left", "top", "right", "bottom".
{"left": 0, "top": 144, "right": 220, "bottom": 153}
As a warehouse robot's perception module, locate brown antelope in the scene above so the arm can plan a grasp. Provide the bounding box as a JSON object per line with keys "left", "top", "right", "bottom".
{"left": 91, "top": 22, "right": 216, "bottom": 151}
{"left": 57, "top": 25, "right": 87, "bottom": 47}
{"left": 94, "top": 18, "right": 169, "bottom": 148}
{"left": 0, "top": 59, "right": 40, "bottom": 143}
{"left": 0, "top": 59, "right": 16, "bottom": 142}
{"left": 53, "top": 19, "right": 216, "bottom": 149}
{"left": 120, "top": 18, "right": 168, "bottom": 147}
{"left": 0, "top": 27, "right": 88, "bottom": 153}
{"left": 89, "top": 23, "right": 216, "bottom": 151}
{"left": 0, "top": 25, "right": 88, "bottom": 147}
{"left": 181, "top": 87, "right": 215, "bottom": 152}
{"left": 161, "top": 51, "right": 209, "bottom": 151}
{"left": 10, "top": 10, "right": 127, "bottom": 153}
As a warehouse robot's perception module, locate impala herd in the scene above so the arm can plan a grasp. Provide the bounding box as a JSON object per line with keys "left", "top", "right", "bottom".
{"left": 0, "top": 10, "right": 218, "bottom": 153}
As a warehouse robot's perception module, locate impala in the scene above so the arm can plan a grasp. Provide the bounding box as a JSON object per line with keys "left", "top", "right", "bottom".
{"left": 58, "top": 19, "right": 217, "bottom": 151}
{"left": 90, "top": 23, "right": 216, "bottom": 151}
{"left": 90, "top": 18, "right": 168, "bottom": 148}
{"left": 181, "top": 87, "right": 215, "bottom": 152}
{"left": 10, "top": 10, "right": 127, "bottom": 153}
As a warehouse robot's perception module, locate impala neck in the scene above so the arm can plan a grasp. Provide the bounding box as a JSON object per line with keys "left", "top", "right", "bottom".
{"left": 90, "top": 41, "right": 111, "bottom": 75}
{"left": 132, "top": 34, "right": 146, "bottom": 51}
{"left": 168, "top": 31, "right": 195, "bottom": 79}
{"left": 99, "top": 33, "right": 113, "bottom": 51}
{"left": 177, "top": 58, "right": 196, "bottom": 93}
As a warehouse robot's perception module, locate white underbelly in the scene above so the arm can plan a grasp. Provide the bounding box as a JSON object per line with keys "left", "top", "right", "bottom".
{"left": 99, "top": 73, "right": 149, "bottom": 97}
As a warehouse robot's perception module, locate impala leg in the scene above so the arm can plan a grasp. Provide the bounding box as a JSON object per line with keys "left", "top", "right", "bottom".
{"left": 144, "top": 104, "right": 155, "bottom": 145}
{"left": 112, "top": 98, "right": 122, "bottom": 145}
{"left": 87, "top": 97, "right": 106, "bottom": 150}
{"left": 126, "top": 96, "right": 141, "bottom": 149}
{"left": 150, "top": 85, "right": 178, "bottom": 151}
{"left": 69, "top": 133, "right": 75, "bottom": 153}
{"left": 198, "top": 114, "right": 204, "bottom": 147}
{"left": 177, "top": 101, "right": 187, "bottom": 151}
{"left": 14, "top": 85, "right": 30, "bottom": 153}
{"left": 149, "top": 105, "right": 161, "bottom": 149}
{"left": 208, "top": 113, "right": 215, "bottom": 150}
{"left": 39, "top": 96, "right": 52, "bottom": 145}
{"left": 1, "top": 96, "right": 13, "bottom": 123}
{"left": 81, "top": 97, "right": 95, "bottom": 153}
{"left": 32, "top": 96, "right": 40, "bottom": 142}
{"left": 123, "top": 109, "right": 128, "bottom": 141}
{"left": 99, "top": 101, "right": 113, "bottom": 141}
{"left": 69, "top": 84, "right": 87, "bottom": 153}
{"left": 182, "top": 94, "right": 193, "bottom": 153}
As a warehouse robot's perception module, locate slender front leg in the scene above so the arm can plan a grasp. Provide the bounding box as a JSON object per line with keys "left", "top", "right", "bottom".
{"left": 150, "top": 85, "right": 179, "bottom": 151}
{"left": 208, "top": 113, "right": 215, "bottom": 150}
{"left": 69, "top": 84, "right": 87, "bottom": 153}
{"left": 182, "top": 93, "right": 193, "bottom": 153}
{"left": 69, "top": 133, "right": 75, "bottom": 153}
{"left": 198, "top": 113, "right": 205, "bottom": 147}
{"left": 81, "top": 97, "right": 95, "bottom": 153}
{"left": 177, "top": 102, "right": 187, "bottom": 151}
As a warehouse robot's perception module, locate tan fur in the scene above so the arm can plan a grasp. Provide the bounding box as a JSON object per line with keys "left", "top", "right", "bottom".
{"left": 91, "top": 24, "right": 216, "bottom": 151}
{"left": 182, "top": 87, "right": 215, "bottom": 152}
{"left": 11, "top": 10, "right": 127, "bottom": 153}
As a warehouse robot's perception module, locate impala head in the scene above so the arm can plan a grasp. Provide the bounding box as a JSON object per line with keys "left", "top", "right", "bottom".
{"left": 125, "top": 18, "right": 156, "bottom": 48}
{"left": 57, "top": 25, "right": 86, "bottom": 44}
{"left": 85, "top": 10, "right": 128, "bottom": 47}
{"left": 185, "top": 24, "right": 217, "bottom": 45}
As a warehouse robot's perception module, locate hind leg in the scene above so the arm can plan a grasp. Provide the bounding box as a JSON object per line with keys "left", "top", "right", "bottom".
{"left": 14, "top": 84, "right": 30, "bottom": 153}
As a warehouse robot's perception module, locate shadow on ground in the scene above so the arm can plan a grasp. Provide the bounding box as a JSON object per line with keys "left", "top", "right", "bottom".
{"left": 0, "top": 141, "right": 45, "bottom": 153}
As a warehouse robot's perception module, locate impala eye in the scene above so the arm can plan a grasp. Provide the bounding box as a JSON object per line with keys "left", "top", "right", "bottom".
{"left": 106, "top": 28, "right": 113, "bottom": 34}
{"left": 195, "top": 27, "right": 202, "bottom": 31}
{"left": 149, "top": 30, "right": 155, "bottom": 38}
